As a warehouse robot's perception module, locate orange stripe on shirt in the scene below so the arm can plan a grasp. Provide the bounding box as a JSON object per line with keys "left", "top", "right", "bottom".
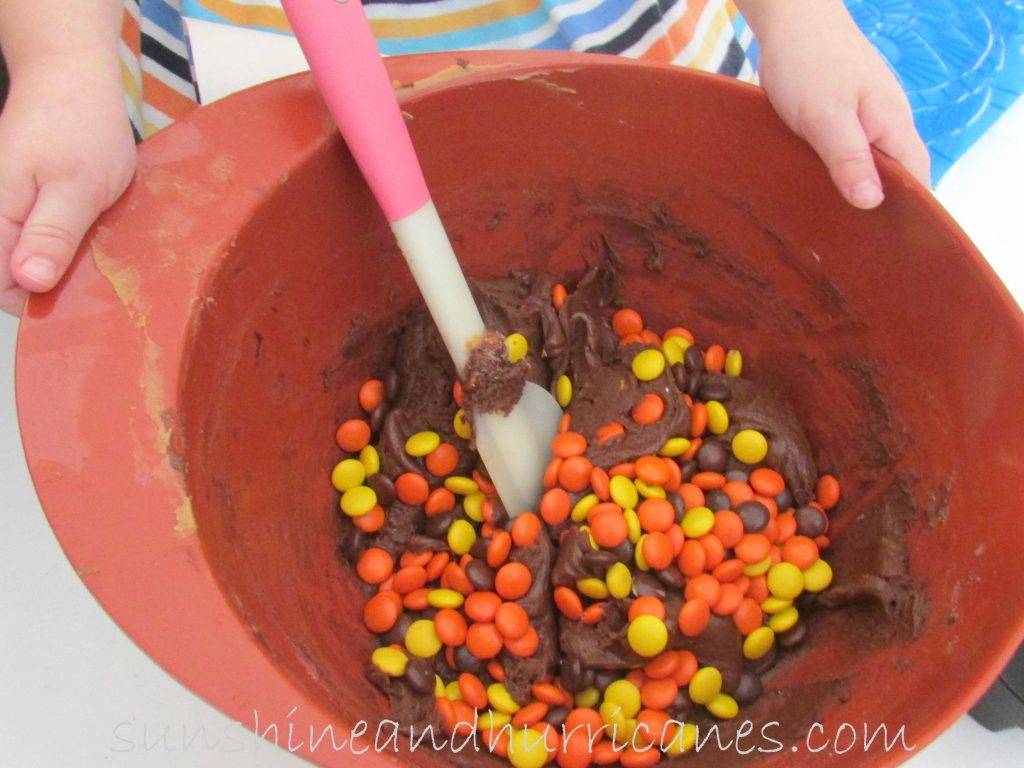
{"left": 195, "top": 0, "right": 292, "bottom": 32}
{"left": 638, "top": 0, "right": 709, "bottom": 63}
{"left": 141, "top": 71, "right": 198, "bottom": 121}
{"left": 121, "top": 5, "right": 141, "bottom": 54}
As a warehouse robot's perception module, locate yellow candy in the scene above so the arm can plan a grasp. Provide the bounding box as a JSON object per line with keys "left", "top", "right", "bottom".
{"left": 688, "top": 666, "right": 723, "bottom": 705}
{"left": 599, "top": 701, "right": 629, "bottom": 735}
{"left": 445, "top": 680, "right": 463, "bottom": 701}
{"left": 359, "top": 444, "right": 380, "bottom": 476}
{"left": 434, "top": 675, "right": 446, "bottom": 698}
{"left": 556, "top": 375, "right": 573, "bottom": 407}
{"left": 331, "top": 459, "right": 366, "bottom": 492}
{"left": 371, "top": 647, "right": 408, "bottom": 677}
{"left": 445, "top": 475, "right": 479, "bottom": 495}
{"left": 487, "top": 682, "right": 521, "bottom": 714}
{"left": 769, "top": 606, "right": 800, "bottom": 633}
{"left": 732, "top": 429, "right": 769, "bottom": 464}
{"left": 767, "top": 562, "right": 805, "bottom": 600}
{"left": 453, "top": 409, "right": 472, "bottom": 440}
{"left": 610, "top": 474, "right": 639, "bottom": 509}
{"left": 682, "top": 506, "right": 715, "bottom": 538}
{"left": 575, "top": 687, "right": 600, "bottom": 709}
{"left": 627, "top": 615, "right": 669, "bottom": 657}
{"left": 463, "top": 491, "right": 486, "bottom": 522}
{"left": 572, "top": 493, "right": 600, "bottom": 523}
{"left": 662, "top": 336, "right": 689, "bottom": 365}
{"left": 447, "top": 519, "right": 477, "bottom": 555}
{"left": 340, "top": 485, "right": 377, "bottom": 517}
{"left": 506, "top": 333, "right": 529, "bottom": 363}
{"left": 577, "top": 577, "right": 610, "bottom": 600}
{"left": 623, "top": 508, "right": 642, "bottom": 543}
{"left": 761, "top": 596, "right": 794, "bottom": 615}
{"left": 405, "top": 430, "right": 441, "bottom": 457}
{"left": 707, "top": 693, "right": 739, "bottom": 720}
{"left": 478, "top": 709, "right": 511, "bottom": 732}
{"left": 606, "top": 562, "right": 633, "bottom": 599}
{"left": 507, "top": 728, "right": 549, "bottom": 768}
{"left": 659, "top": 437, "right": 691, "bottom": 457}
{"left": 634, "top": 479, "right": 666, "bottom": 499}
{"left": 664, "top": 722, "right": 698, "bottom": 755}
{"left": 604, "top": 679, "right": 642, "bottom": 718}
{"left": 634, "top": 535, "right": 650, "bottom": 571}
{"left": 427, "top": 589, "right": 465, "bottom": 609}
{"left": 743, "top": 626, "right": 775, "bottom": 660}
{"left": 802, "top": 558, "right": 834, "bottom": 592}
{"left": 405, "top": 619, "right": 442, "bottom": 658}
{"left": 632, "top": 349, "right": 666, "bottom": 381}
{"left": 705, "top": 401, "right": 730, "bottom": 435}
{"left": 725, "top": 349, "right": 743, "bottom": 377}
{"left": 743, "top": 554, "right": 774, "bottom": 577}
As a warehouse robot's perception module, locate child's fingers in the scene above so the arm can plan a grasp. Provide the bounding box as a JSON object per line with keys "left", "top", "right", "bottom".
{"left": 0, "top": 279, "right": 28, "bottom": 316}
{"left": 10, "top": 180, "right": 100, "bottom": 293}
{"left": 798, "top": 104, "right": 884, "bottom": 210}
{"left": 860, "top": 95, "right": 931, "bottom": 189}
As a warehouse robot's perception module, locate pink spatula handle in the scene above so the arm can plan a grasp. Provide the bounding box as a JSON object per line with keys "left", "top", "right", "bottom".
{"left": 281, "top": 0, "right": 430, "bottom": 222}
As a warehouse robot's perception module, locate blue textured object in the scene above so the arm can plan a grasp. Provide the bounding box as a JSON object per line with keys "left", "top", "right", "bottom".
{"left": 847, "top": 0, "right": 1024, "bottom": 183}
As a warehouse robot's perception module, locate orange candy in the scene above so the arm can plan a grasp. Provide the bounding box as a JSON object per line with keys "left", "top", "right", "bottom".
{"left": 750, "top": 467, "right": 785, "bottom": 497}
{"left": 488, "top": 660, "right": 506, "bottom": 683}
{"left": 425, "top": 443, "right": 459, "bottom": 476}
{"left": 712, "top": 510, "right": 745, "bottom": 549}
{"left": 512, "top": 702, "right": 549, "bottom": 729}
{"left": 541, "top": 488, "right": 572, "bottom": 525}
{"left": 704, "top": 344, "right": 725, "bottom": 372}
{"left": 552, "top": 431, "right": 588, "bottom": 458}
{"left": 581, "top": 602, "right": 607, "bottom": 625}
{"left": 732, "top": 598, "right": 764, "bottom": 636}
{"left": 504, "top": 625, "right": 540, "bottom": 657}
{"left": 689, "top": 402, "right": 708, "bottom": 438}
{"left": 558, "top": 734, "right": 595, "bottom": 768}
{"left": 466, "top": 622, "right": 504, "bottom": 659}
{"left": 699, "top": 534, "right": 726, "bottom": 569}
{"left": 552, "top": 283, "right": 568, "bottom": 308}
{"left": 671, "top": 650, "right": 699, "bottom": 687}
{"left": 678, "top": 539, "right": 707, "bottom": 577}
{"left": 590, "top": 508, "right": 629, "bottom": 548}
{"left": 464, "top": 591, "right": 502, "bottom": 623}
{"left": 782, "top": 535, "right": 820, "bottom": 569}
{"left": 403, "top": 588, "right": 430, "bottom": 610}
{"left": 352, "top": 504, "right": 386, "bottom": 533}
{"left": 590, "top": 467, "right": 611, "bottom": 501}
{"left": 735, "top": 533, "right": 773, "bottom": 564}
{"left": 495, "top": 562, "right": 533, "bottom": 600}
{"left": 495, "top": 601, "right": 530, "bottom": 640}
{"left": 532, "top": 682, "right": 571, "bottom": 707}
{"left": 712, "top": 582, "right": 745, "bottom": 616}
{"left": 609, "top": 462, "right": 637, "bottom": 479}
{"left": 363, "top": 590, "right": 402, "bottom": 633}
{"left": 816, "top": 474, "right": 841, "bottom": 509}
{"left": 512, "top": 512, "right": 543, "bottom": 548}
{"left": 691, "top": 471, "right": 726, "bottom": 490}
{"left": 565, "top": 708, "right": 605, "bottom": 752}
{"left": 487, "top": 531, "right": 512, "bottom": 569}
{"left": 678, "top": 598, "right": 711, "bottom": 637}
{"left": 640, "top": 678, "right": 680, "bottom": 711}
{"left": 620, "top": 747, "right": 662, "bottom": 767}
{"left": 358, "top": 379, "right": 385, "bottom": 413}
{"left": 643, "top": 650, "right": 680, "bottom": 680}
{"left": 662, "top": 458, "right": 683, "bottom": 493}
{"left": 678, "top": 483, "right": 705, "bottom": 511}
{"left": 555, "top": 586, "right": 584, "bottom": 620}
{"left": 632, "top": 394, "right": 665, "bottom": 425}
{"left": 424, "top": 487, "right": 456, "bottom": 516}
{"left": 559, "top": 455, "right": 594, "bottom": 492}
{"left": 544, "top": 457, "right": 563, "bottom": 489}
{"left": 628, "top": 595, "right": 666, "bottom": 622}
{"left": 435, "top": 608, "right": 468, "bottom": 645}
{"left": 457, "top": 672, "right": 488, "bottom": 709}
{"left": 711, "top": 558, "right": 745, "bottom": 584}
{"left": 612, "top": 308, "right": 644, "bottom": 337}
{"left": 596, "top": 422, "right": 626, "bottom": 445}
{"left": 395, "top": 472, "right": 430, "bottom": 505}
{"left": 722, "top": 480, "right": 755, "bottom": 507}
{"left": 336, "top": 419, "right": 372, "bottom": 452}
{"left": 391, "top": 565, "right": 428, "bottom": 595}
{"left": 442, "top": 562, "right": 474, "bottom": 595}
{"left": 635, "top": 455, "right": 671, "bottom": 486}
{"left": 642, "top": 531, "right": 674, "bottom": 570}
{"left": 355, "top": 548, "right": 393, "bottom": 585}
{"left": 684, "top": 573, "right": 721, "bottom": 607}
{"left": 775, "top": 512, "right": 798, "bottom": 543}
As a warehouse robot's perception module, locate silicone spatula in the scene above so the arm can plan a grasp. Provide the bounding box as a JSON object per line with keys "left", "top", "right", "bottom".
{"left": 281, "top": 0, "right": 562, "bottom": 517}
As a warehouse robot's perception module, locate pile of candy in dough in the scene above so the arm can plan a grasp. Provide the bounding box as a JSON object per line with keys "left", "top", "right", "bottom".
{"left": 332, "top": 268, "right": 838, "bottom": 767}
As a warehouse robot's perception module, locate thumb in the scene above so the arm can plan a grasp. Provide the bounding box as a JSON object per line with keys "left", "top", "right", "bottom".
{"left": 799, "top": 105, "right": 884, "bottom": 210}
{"left": 10, "top": 180, "right": 102, "bottom": 292}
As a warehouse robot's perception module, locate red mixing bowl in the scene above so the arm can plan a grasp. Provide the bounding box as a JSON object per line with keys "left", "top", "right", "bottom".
{"left": 15, "top": 51, "right": 1024, "bottom": 767}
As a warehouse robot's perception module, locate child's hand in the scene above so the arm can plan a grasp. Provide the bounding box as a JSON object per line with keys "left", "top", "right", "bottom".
{"left": 0, "top": 54, "right": 136, "bottom": 315}
{"left": 738, "top": 0, "right": 930, "bottom": 208}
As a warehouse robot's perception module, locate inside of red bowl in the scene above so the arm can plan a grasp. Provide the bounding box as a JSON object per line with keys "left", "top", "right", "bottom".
{"left": 179, "top": 65, "right": 1024, "bottom": 766}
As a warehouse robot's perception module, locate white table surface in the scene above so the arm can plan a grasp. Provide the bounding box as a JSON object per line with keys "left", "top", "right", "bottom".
{"left": 2, "top": 19, "right": 1022, "bottom": 767}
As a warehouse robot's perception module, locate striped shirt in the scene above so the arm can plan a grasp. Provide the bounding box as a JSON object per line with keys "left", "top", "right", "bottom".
{"left": 123, "top": 0, "right": 759, "bottom": 138}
